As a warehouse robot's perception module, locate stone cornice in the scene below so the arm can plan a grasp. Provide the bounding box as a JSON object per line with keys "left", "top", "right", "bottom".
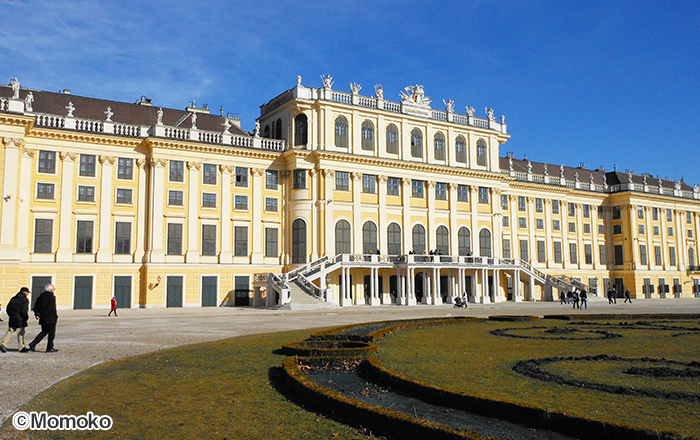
{"left": 0, "top": 113, "right": 34, "bottom": 128}
{"left": 144, "top": 138, "right": 281, "bottom": 161}
{"left": 29, "top": 127, "right": 144, "bottom": 148}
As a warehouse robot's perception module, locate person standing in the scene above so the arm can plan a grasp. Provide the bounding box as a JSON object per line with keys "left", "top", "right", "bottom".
{"left": 580, "top": 289, "right": 588, "bottom": 309}
{"left": 0, "top": 287, "right": 30, "bottom": 353}
{"left": 108, "top": 296, "right": 118, "bottom": 317}
{"left": 572, "top": 290, "right": 580, "bottom": 310}
{"left": 624, "top": 289, "right": 632, "bottom": 303}
{"left": 29, "top": 284, "right": 59, "bottom": 353}
{"left": 608, "top": 288, "right": 617, "bottom": 304}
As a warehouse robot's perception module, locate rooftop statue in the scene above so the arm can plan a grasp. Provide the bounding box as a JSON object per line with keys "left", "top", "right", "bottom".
{"left": 465, "top": 105, "right": 475, "bottom": 117}
{"left": 254, "top": 121, "right": 260, "bottom": 137}
{"left": 526, "top": 158, "right": 532, "bottom": 173}
{"left": 508, "top": 155, "right": 513, "bottom": 172}
{"left": 628, "top": 170, "right": 633, "bottom": 183}
{"left": 575, "top": 171, "right": 579, "bottom": 183}
{"left": 10, "top": 78, "right": 19, "bottom": 99}
{"left": 190, "top": 112, "right": 197, "bottom": 129}
{"left": 321, "top": 74, "right": 333, "bottom": 90}
{"left": 374, "top": 84, "right": 383, "bottom": 99}
{"left": 675, "top": 180, "right": 682, "bottom": 190}
{"left": 485, "top": 107, "right": 495, "bottom": 120}
{"left": 560, "top": 165, "right": 565, "bottom": 179}
{"left": 24, "top": 92, "right": 34, "bottom": 112}
{"left": 222, "top": 118, "right": 231, "bottom": 133}
{"left": 66, "top": 101, "right": 75, "bottom": 117}
{"left": 296, "top": 75, "right": 302, "bottom": 86}
{"left": 349, "top": 82, "right": 361, "bottom": 94}
{"left": 543, "top": 163, "right": 548, "bottom": 176}
{"left": 399, "top": 85, "right": 431, "bottom": 106}
{"left": 501, "top": 115, "right": 505, "bottom": 124}
{"left": 589, "top": 173, "right": 594, "bottom": 184}
{"left": 156, "top": 108, "right": 163, "bottom": 125}
{"left": 104, "top": 107, "right": 113, "bottom": 122}
{"left": 443, "top": 99, "right": 455, "bottom": 113}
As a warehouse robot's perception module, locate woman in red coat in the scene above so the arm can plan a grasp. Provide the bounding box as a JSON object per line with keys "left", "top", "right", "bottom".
{"left": 108, "top": 297, "right": 118, "bottom": 317}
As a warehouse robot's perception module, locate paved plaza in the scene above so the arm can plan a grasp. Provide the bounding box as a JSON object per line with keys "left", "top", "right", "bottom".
{"left": 1, "top": 297, "right": 699, "bottom": 424}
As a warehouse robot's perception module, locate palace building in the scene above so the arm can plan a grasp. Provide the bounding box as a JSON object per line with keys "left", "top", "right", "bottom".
{"left": 1, "top": 76, "right": 699, "bottom": 310}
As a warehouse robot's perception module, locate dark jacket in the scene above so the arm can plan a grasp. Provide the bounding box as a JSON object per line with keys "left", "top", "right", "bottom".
{"left": 6, "top": 292, "right": 29, "bottom": 328}
{"left": 33, "top": 290, "right": 58, "bottom": 325}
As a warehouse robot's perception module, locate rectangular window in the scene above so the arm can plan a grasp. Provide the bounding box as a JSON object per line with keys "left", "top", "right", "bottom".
{"left": 614, "top": 245, "right": 623, "bottom": 266}
{"left": 412, "top": 180, "right": 424, "bottom": 198}
{"left": 598, "top": 224, "right": 605, "bottom": 235}
{"left": 265, "top": 197, "right": 278, "bottom": 212}
{"left": 77, "top": 185, "right": 95, "bottom": 202}
{"left": 652, "top": 207, "right": 658, "bottom": 221}
{"left": 265, "top": 227, "right": 278, "bottom": 257}
{"left": 76, "top": 220, "right": 93, "bottom": 254}
{"left": 387, "top": 177, "right": 400, "bottom": 196}
{"left": 203, "top": 163, "right": 217, "bottom": 185}
{"left": 293, "top": 169, "right": 306, "bottom": 189}
{"left": 552, "top": 219, "right": 560, "bottom": 231}
{"left": 501, "top": 194, "right": 509, "bottom": 210}
{"left": 583, "top": 223, "right": 591, "bottom": 234}
{"left": 118, "top": 158, "right": 133, "bottom": 180}
{"left": 598, "top": 206, "right": 605, "bottom": 219}
{"left": 169, "top": 160, "right": 184, "bottom": 182}
{"left": 599, "top": 244, "right": 607, "bottom": 265}
{"left": 519, "top": 239, "right": 528, "bottom": 261}
{"left": 363, "top": 174, "right": 377, "bottom": 194}
{"left": 537, "top": 240, "right": 546, "bottom": 263}
{"left": 202, "top": 224, "right": 217, "bottom": 256}
{"left": 235, "top": 167, "right": 248, "bottom": 187}
{"left": 114, "top": 222, "right": 131, "bottom": 254}
{"left": 638, "top": 224, "right": 645, "bottom": 234}
{"left": 265, "top": 170, "right": 279, "bottom": 190}
{"left": 36, "top": 183, "right": 55, "bottom": 200}
{"left": 38, "top": 151, "right": 56, "bottom": 174}
{"left": 116, "top": 188, "right": 132, "bottom": 204}
{"left": 79, "top": 154, "right": 96, "bottom": 177}
{"left": 613, "top": 224, "right": 622, "bottom": 234}
{"left": 335, "top": 171, "right": 350, "bottom": 191}
{"left": 502, "top": 239, "right": 511, "bottom": 259}
{"left": 568, "top": 203, "right": 576, "bottom": 217}
{"left": 202, "top": 193, "right": 217, "bottom": 208}
{"left": 569, "top": 222, "right": 576, "bottom": 233}
{"left": 458, "top": 185, "right": 469, "bottom": 202}
{"left": 518, "top": 217, "right": 527, "bottom": 228}
{"left": 669, "top": 247, "right": 676, "bottom": 266}
{"left": 34, "top": 219, "right": 53, "bottom": 253}
{"left": 653, "top": 225, "right": 660, "bottom": 235}
{"left": 585, "top": 243, "right": 592, "bottom": 264}
{"left": 234, "top": 226, "right": 248, "bottom": 256}
{"left": 554, "top": 242, "right": 562, "bottom": 263}
{"left": 518, "top": 196, "right": 526, "bottom": 211}
{"left": 569, "top": 243, "right": 578, "bottom": 264}
{"left": 551, "top": 200, "right": 559, "bottom": 215}
{"left": 688, "top": 229, "right": 694, "bottom": 238}
{"left": 167, "top": 223, "right": 182, "bottom": 255}
{"left": 612, "top": 206, "right": 621, "bottom": 219}
{"left": 535, "top": 218, "right": 544, "bottom": 230}
{"left": 638, "top": 206, "right": 644, "bottom": 220}
{"left": 687, "top": 211, "right": 692, "bottom": 224}
{"left": 478, "top": 187, "right": 489, "bottom": 204}
{"left": 654, "top": 245, "right": 662, "bottom": 265}
{"left": 435, "top": 182, "right": 447, "bottom": 200}
{"left": 502, "top": 216, "right": 509, "bottom": 227}
{"left": 234, "top": 195, "right": 248, "bottom": 210}
{"left": 667, "top": 209, "right": 673, "bottom": 222}
{"left": 168, "top": 190, "right": 183, "bottom": 206}
{"left": 535, "top": 198, "right": 543, "bottom": 213}
{"left": 668, "top": 227, "right": 674, "bottom": 237}
{"left": 639, "top": 244, "right": 648, "bottom": 266}
{"left": 583, "top": 204, "right": 590, "bottom": 218}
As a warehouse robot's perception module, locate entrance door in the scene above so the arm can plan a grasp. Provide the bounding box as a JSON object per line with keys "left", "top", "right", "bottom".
{"left": 614, "top": 278, "right": 624, "bottom": 298}
{"left": 31, "top": 276, "right": 52, "bottom": 310}
{"left": 166, "top": 276, "right": 183, "bottom": 307}
{"left": 389, "top": 275, "right": 398, "bottom": 304}
{"left": 378, "top": 276, "right": 384, "bottom": 305}
{"left": 415, "top": 273, "right": 424, "bottom": 303}
{"left": 364, "top": 275, "right": 371, "bottom": 305}
{"left": 488, "top": 276, "right": 494, "bottom": 301}
{"left": 440, "top": 275, "right": 449, "bottom": 303}
{"left": 234, "top": 276, "right": 250, "bottom": 306}
{"left": 464, "top": 275, "right": 472, "bottom": 302}
{"left": 74, "top": 276, "right": 93, "bottom": 310}
{"left": 202, "top": 276, "right": 217, "bottom": 307}
{"left": 114, "top": 276, "right": 131, "bottom": 309}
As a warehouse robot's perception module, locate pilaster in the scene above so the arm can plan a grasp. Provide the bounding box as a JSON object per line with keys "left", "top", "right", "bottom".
{"left": 16, "top": 146, "right": 34, "bottom": 260}
{"left": 0, "top": 138, "right": 23, "bottom": 259}
{"left": 351, "top": 172, "right": 362, "bottom": 252}
{"left": 134, "top": 159, "right": 148, "bottom": 262}
{"left": 96, "top": 155, "right": 116, "bottom": 262}
{"left": 185, "top": 161, "right": 201, "bottom": 263}
{"left": 56, "top": 151, "right": 77, "bottom": 262}
{"left": 219, "top": 165, "right": 233, "bottom": 263}
{"left": 148, "top": 158, "right": 167, "bottom": 262}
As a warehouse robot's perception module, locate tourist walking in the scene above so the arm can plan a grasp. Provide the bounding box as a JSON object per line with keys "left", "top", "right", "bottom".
{"left": 607, "top": 288, "right": 617, "bottom": 304}
{"left": 559, "top": 291, "right": 566, "bottom": 305}
{"left": 572, "top": 290, "right": 580, "bottom": 310}
{"left": 566, "top": 290, "right": 573, "bottom": 304}
{"left": 580, "top": 289, "right": 588, "bottom": 309}
{"left": 29, "top": 284, "right": 59, "bottom": 353}
{"left": 108, "top": 296, "right": 118, "bottom": 317}
{"left": 624, "top": 289, "right": 632, "bottom": 303}
{"left": 0, "top": 287, "right": 30, "bottom": 353}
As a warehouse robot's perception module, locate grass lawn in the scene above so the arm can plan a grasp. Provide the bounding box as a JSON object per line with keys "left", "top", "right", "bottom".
{"left": 0, "top": 329, "right": 371, "bottom": 440}
{"left": 374, "top": 318, "right": 700, "bottom": 439}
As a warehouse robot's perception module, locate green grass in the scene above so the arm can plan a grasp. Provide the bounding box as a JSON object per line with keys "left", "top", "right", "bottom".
{"left": 374, "top": 318, "right": 700, "bottom": 439}
{"left": 0, "top": 329, "right": 370, "bottom": 440}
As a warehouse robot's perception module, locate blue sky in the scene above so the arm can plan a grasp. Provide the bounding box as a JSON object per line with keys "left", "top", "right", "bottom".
{"left": 1, "top": 0, "right": 698, "bottom": 184}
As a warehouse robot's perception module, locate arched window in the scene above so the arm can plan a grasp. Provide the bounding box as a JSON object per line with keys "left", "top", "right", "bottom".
{"left": 458, "top": 227, "right": 471, "bottom": 256}
{"left": 689, "top": 247, "right": 696, "bottom": 267}
{"left": 294, "top": 114, "right": 308, "bottom": 146}
{"left": 387, "top": 223, "right": 402, "bottom": 255}
{"left": 263, "top": 125, "right": 270, "bottom": 138}
{"left": 292, "top": 219, "right": 307, "bottom": 264}
{"left": 275, "top": 118, "right": 282, "bottom": 140}
{"left": 335, "top": 116, "right": 348, "bottom": 148}
{"left": 436, "top": 226, "right": 449, "bottom": 254}
{"left": 386, "top": 124, "right": 398, "bottom": 154}
{"left": 434, "top": 133, "right": 445, "bottom": 160}
{"left": 361, "top": 120, "right": 374, "bottom": 151}
{"left": 411, "top": 128, "right": 422, "bottom": 158}
{"left": 362, "top": 222, "right": 378, "bottom": 254}
{"left": 455, "top": 136, "right": 466, "bottom": 163}
{"left": 479, "top": 229, "right": 492, "bottom": 257}
{"left": 335, "top": 220, "right": 351, "bottom": 254}
{"left": 476, "top": 139, "right": 487, "bottom": 166}
{"left": 412, "top": 224, "right": 426, "bottom": 254}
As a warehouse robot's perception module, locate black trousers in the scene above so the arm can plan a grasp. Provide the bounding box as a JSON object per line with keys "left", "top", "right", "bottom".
{"left": 31, "top": 323, "right": 56, "bottom": 351}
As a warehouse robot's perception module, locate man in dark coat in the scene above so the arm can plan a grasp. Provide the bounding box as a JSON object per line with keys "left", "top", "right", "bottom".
{"left": 0, "top": 287, "right": 30, "bottom": 353}
{"left": 29, "top": 284, "right": 59, "bottom": 353}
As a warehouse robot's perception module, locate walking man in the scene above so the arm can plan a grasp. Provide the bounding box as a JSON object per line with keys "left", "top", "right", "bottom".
{"left": 108, "top": 296, "right": 118, "bottom": 317}
{"left": 624, "top": 289, "right": 632, "bottom": 303}
{"left": 580, "top": 289, "right": 588, "bottom": 309}
{"left": 29, "top": 284, "right": 59, "bottom": 353}
{"left": 0, "top": 287, "right": 30, "bottom": 353}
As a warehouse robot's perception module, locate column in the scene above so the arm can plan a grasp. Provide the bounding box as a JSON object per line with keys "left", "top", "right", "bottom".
{"left": 590, "top": 205, "right": 599, "bottom": 269}
{"left": 378, "top": 175, "right": 388, "bottom": 252}
{"left": 469, "top": 186, "right": 479, "bottom": 254}
{"left": 448, "top": 183, "right": 458, "bottom": 255}
{"left": 148, "top": 158, "right": 167, "bottom": 262}
{"left": 676, "top": 210, "right": 686, "bottom": 270}
{"left": 401, "top": 178, "right": 412, "bottom": 253}
{"left": 492, "top": 188, "right": 502, "bottom": 257}
{"left": 426, "top": 180, "right": 436, "bottom": 253}
{"left": 219, "top": 165, "right": 233, "bottom": 263}
{"left": 96, "top": 155, "right": 115, "bottom": 262}
{"left": 309, "top": 168, "right": 319, "bottom": 260}
{"left": 323, "top": 169, "right": 335, "bottom": 254}
{"left": 56, "top": 152, "right": 77, "bottom": 262}
{"left": 0, "top": 138, "right": 22, "bottom": 259}
{"left": 351, "top": 172, "right": 362, "bottom": 253}
{"left": 513, "top": 269, "right": 521, "bottom": 302}
{"left": 16, "top": 146, "right": 34, "bottom": 260}
{"left": 134, "top": 159, "right": 148, "bottom": 263}
{"left": 493, "top": 269, "right": 501, "bottom": 302}
{"left": 527, "top": 197, "right": 535, "bottom": 264}
{"left": 185, "top": 161, "right": 201, "bottom": 263}
{"left": 544, "top": 199, "right": 553, "bottom": 266}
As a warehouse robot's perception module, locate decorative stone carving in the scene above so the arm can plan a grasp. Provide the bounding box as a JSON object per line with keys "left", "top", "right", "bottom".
{"left": 2, "top": 138, "right": 25, "bottom": 148}
{"left": 104, "top": 107, "right": 113, "bottom": 122}
{"left": 448, "top": 182, "right": 459, "bottom": 190}
{"left": 24, "top": 92, "right": 33, "bottom": 111}
{"left": 465, "top": 106, "right": 475, "bottom": 117}
{"left": 643, "top": 174, "right": 647, "bottom": 185}
{"left": 627, "top": 170, "right": 633, "bottom": 183}
{"left": 400, "top": 177, "right": 411, "bottom": 186}
{"left": 574, "top": 171, "right": 579, "bottom": 183}
{"left": 296, "top": 75, "right": 302, "bottom": 86}
{"left": 543, "top": 163, "right": 548, "bottom": 176}
{"left": 190, "top": 112, "right": 197, "bottom": 130}
{"left": 675, "top": 180, "right": 682, "bottom": 190}
{"left": 308, "top": 168, "right": 317, "bottom": 177}
{"left": 443, "top": 99, "right": 455, "bottom": 113}
{"left": 374, "top": 84, "right": 383, "bottom": 99}
{"left": 10, "top": 78, "right": 19, "bottom": 99}
{"left": 21, "top": 147, "right": 35, "bottom": 158}
{"left": 603, "top": 173, "right": 608, "bottom": 188}
{"left": 559, "top": 165, "right": 565, "bottom": 179}
{"left": 485, "top": 107, "right": 495, "bottom": 120}
{"left": 501, "top": 115, "right": 505, "bottom": 124}
{"left": 526, "top": 158, "right": 532, "bottom": 174}
{"left": 321, "top": 74, "right": 333, "bottom": 89}
{"left": 66, "top": 102, "right": 75, "bottom": 117}
{"left": 427, "top": 180, "right": 436, "bottom": 188}
{"left": 351, "top": 172, "right": 362, "bottom": 181}
{"left": 589, "top": 173, "right": 594, "bottom": 185}
{"left": 222, "top": 118, "right": 231, "bottom": 133}
{"left": 508, "top": 155, "right": 513, "bottom": 172}
{"left": 694, "top": 184, "right": 699, "bottom": 193}
{"left": 61, "top": 151, "right": 78, "bottom": 161}
{"left": 321, "top": 169, "right": 335, "bottom": 177}
{"left": 156, "top": 108, "right": 163, "bottom": 125}
{"left": 150, "top": 158, "right": 167, "bottom": 168}
{"left": 377, "top": 175, "right": 388, "bottom": 183}
{"left": 98, "top": 155, "right": 115, "bottom": 164}
{"left": 186, "top": 161, "right": 202, "bottom": 170}
{"left": 219, "top": 164, "right": 234, "bottom": 173}
{"left": 250, "top": 168, "right": 264, "bottom": 176}
{"left": 280, "top": 170, "right": 290, "bottom": 178}
{"left": 349, "top": 82, "right": 361, "bottom": 94}
{"left": 399, "top": 85, "right": 431, "bottom": 106}
{"left": 136, "top": 158, "right": 147, "bottom": 169}
{"left": 659, "top": 179, "right": 663, "bottom": 189}
{"left": 254, "top": 121, "right": 260, "bottom": 137}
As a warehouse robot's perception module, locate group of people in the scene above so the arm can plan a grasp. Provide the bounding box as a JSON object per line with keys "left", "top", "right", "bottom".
{"left": 607, "top": 288, "right": 633, "bottom": 304}
{"left": 0, "top": 284, "right": 59, "bottom": 353}
{"left": 560, "top": 288, "right": 588, "bottom": 309}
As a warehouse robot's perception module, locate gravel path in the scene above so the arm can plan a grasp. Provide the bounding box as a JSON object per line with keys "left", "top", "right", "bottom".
{"left": 1, "top": 298, "right": 698, "bottom": 425}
